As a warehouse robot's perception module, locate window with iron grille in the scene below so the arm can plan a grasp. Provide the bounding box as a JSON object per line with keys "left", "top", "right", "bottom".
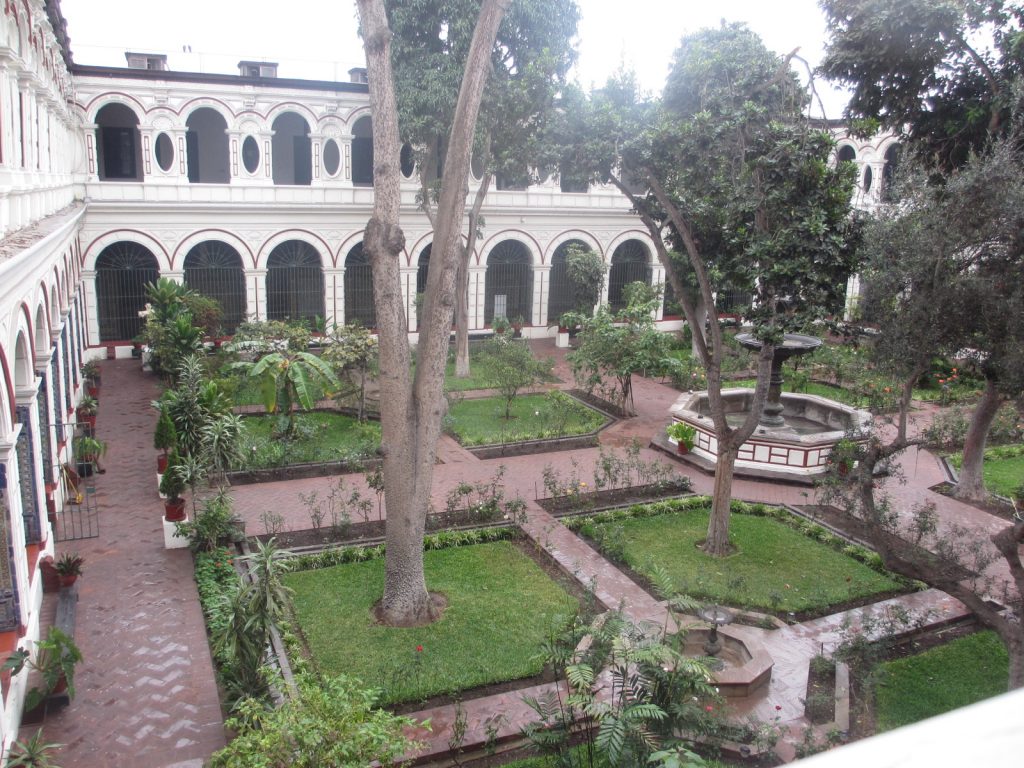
{"left": 608, "top": 240, "right": 651, "bottom": 312}
{"left": 266, "top": 241, "right": 324, "bottom": 324}
{"left": 344, "top": 243, "right": 376, "bottom": 328}
{"left": 546, "top": 239, "right": 589, "bottom": 323}
{"left": 183, "top": 241, "right": 246, "bottom": 333}
{"left": 95, "top": 242, "right": 160, "bottom": 342}
{"left": 485, "top": 240, "right": 533, "bottom": 324}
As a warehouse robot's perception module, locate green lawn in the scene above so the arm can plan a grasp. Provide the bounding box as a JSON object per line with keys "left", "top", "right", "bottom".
{"left": 284, "top": 541, "right": 577, "bottom": 704}
{"left": 729, "top": 378, "right": 869, "bottom": 407}
{"left": 874, "top": 631, "right": 1008, "bottom": 731}
{"left": 447, "top": 393, "right": 606, "bottom": 446}
{"left": 583, "top": 509, "right": 902, "bottom": 614}
{"left": 237, "top": 411, "right": 380, "bottom": 468}
{"left": 949, "top": 445, "right": 1024, "bottom": 497}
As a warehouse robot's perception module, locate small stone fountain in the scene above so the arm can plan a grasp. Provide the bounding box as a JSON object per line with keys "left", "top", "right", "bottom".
{"left": 667, "top": 332, "right": 871, "bottom": 483}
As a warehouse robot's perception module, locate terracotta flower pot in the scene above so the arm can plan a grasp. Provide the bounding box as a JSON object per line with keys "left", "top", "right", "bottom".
{"left": 164, "top": 498, "right": 187, "bottom": 522}
{"left": 677, "top": 443, "right": 689, "bottom": 455}
{"left": 157, "top": 453, "right": 169, "bottom": 474}
{"left": 59, "top": 574, "right": 78, "bottom": 588}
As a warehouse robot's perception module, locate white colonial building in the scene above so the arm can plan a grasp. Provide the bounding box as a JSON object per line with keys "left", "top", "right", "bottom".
{"left": 0, "top": 0, "right": 899, "bottom": 752}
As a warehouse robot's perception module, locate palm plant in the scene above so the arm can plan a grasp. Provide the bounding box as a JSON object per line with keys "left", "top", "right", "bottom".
{"left": 233, "top": 351, "right": 340, "bottom": 437}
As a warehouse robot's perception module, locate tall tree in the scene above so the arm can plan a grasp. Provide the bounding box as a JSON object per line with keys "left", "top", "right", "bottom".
{"left": 356, "top": 0, "right": 510, "bottom": 626}
{"left": 819, "top": 0, "right": 1024, "bottom": 171}
{"left": 572, "top": 27, "right": 856, "bottom": 554}
{"left": 387, "top": 0, "right": 579, "bottom": 377}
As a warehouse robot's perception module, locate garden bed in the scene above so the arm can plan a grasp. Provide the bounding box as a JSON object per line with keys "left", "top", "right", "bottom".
{"left": 446, "top": 392, "right": 609, "bottom": 448}
{"left": 227, "top": 455, "right": 382, "bottom": 486}
{"left": 536, "top": 478, "right": 693, "bottom": 515}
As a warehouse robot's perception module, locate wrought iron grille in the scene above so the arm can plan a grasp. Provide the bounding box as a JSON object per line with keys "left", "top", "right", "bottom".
{"left": 60, "top": 327, "right": 71, "bottom": 415}
{"left": 37, "top": 375, "right": 53, "bottom": 484}
{"left": 15, "top": 406, "right": 41, "bottom": 545}
{"left": 715, "top": 287, "right": 751, "bottom": 315}
{"left": 416, "top": 245, "right": 432, "bottom": 295}
{"left": 95, "top": 242, "right": 160, "bottom": 341}
{"left": 546, "top": 239, "right": 589, "bottom": 324}
{"left": 0, "top": 488, "right": 18, "bottom": 632}
{"left": 608, "top": 240, "right": 652, "bottom": 312}
{"left": 53, "top": 452, "right": 100, "bottom": 542}
{"left": 485, "top": 241, "right": 533, "bottom": 324}
{"left": 184, "top": 241, "right": 247, "bottom": 333}
{"left": 344, "top": 244, "right": 376, "bottom": 328}
{"left": 266, "top": 241, "right": 325, "bottom": 323}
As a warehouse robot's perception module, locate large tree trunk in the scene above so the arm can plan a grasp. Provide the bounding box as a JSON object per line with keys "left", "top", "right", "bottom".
{"left": 455, "top": 172, "right": 492, "bottom": 377}
{"left": 357, "top": 0, "right": 509, "bottom": 627}
{"left": 954, "top": 376, "right": 1002, "bottom": 502}
{"left": 705, "top": 444, "right": 740, "bottom": 555}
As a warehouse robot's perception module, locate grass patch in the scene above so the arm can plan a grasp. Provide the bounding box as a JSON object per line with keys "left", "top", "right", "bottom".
{"left": 874, "top": 631, "right": 1008, "bottom": 731}
{"left": 284, "top": 541, "right": 577, "bottom": 705}
{"left": 729, "top": 378, "right": 868, "bottom": 407}
{"left": 238, "top": 411, "right": 380, "bottom": 468}
{"left": 949, "top": 444, "right": 1024, "bottom": 497}
{"left": 447, "top": 393, "right": 606, "bottom": 446}
{"left": 581, "top": 507, "right": 901, "bottom": 614}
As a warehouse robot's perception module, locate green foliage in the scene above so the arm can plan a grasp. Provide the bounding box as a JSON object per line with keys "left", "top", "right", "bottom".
{"left": 568, "top": 291, "right": 672, "bottom": 414}
{"left": 6, "top": 729, "right": 63, "bottom": 768}
{"left": 154, "top": 408, "right": 177, "bottom": 453}
{"left": 477, "top": 337, "right": 552, "bottom": 418}
{"left": 141, "top": 278, "right": 210, "bottom": 377}
{"left": 175, "top": 490, "right": 238, "bottom": 552}
{"left": 158, "top": 449, "right": 186, "bottom": 500}
{"left": 233, "top": 350, "right": 341, "bottom": 438}
{"left": 284, "top": 541, "right": 577, "bottom": 705}
{"left": 564, "top": 244, "right": 605, "bottom": 316}
{"left": 158, "top": 354, "right": 234, "bottom": 459}
{"left": 237, "top": 411, "right": 380, "bottom": 469}
{"left": 665, "top": 421, "right": 697, "bottom": 449}
{"left": 210, "top": 672, "right": 419, "bottom": 768}
{"left": 445, "top": 393, "right": 605, "bottom": 446}
{"left": 322, "top": 323, "right": 379, "bottom": 419}
{"left": 3, "top": 627, "right": 84, "bottom": 713}
{"left": 230, "top": 319, "right": 311, "bottom": 354}
{"left": 874, "top": 631, "right": 1008, "bottom": 731}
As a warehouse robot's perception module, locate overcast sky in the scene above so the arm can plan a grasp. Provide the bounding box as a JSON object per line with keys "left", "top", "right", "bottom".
{"left": 60, "top": 0, "right": 849, "bottom": 118}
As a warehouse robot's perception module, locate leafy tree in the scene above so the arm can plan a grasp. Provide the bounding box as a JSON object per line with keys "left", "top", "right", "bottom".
{"left": 478, "top": 336, "right": 552, "bottom": 418}
{"left": 568, "top": 283, "right": 672, "bottom": 415}
{"left": 387, "top": 0, "right": 579, "bottom": 377}
{"left": 233, "top": 351, "right": 340, "bottom": 438}
{"left": 570, "top": 26, "right": 856, "bottom": 554}
{"left": 322, "top": 323, "right": 379, "bottom": 420}
{"left": 564, "top": 243, "right": 604, "bottom": 317}
{"left": 356, "top": 0, "right": 512, "bottom": 625}
{"left": 819, "top": 0, "right": 1024, "bottom": 171}
{"left": 859, "top": 140, "right": 1024, "bottom": 500}
{"left": 210, "top": 672, "right": 419, "bottom": 768}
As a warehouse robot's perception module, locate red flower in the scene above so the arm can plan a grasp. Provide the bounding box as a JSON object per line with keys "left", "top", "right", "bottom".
{"left": 775, "top": 705, "right": 782, "bottom": 711}
{"left": 416, "top": 645, "right": 424, "bottom": 653}
{"left": 705, "top": 705, "right": 714, "bottom": 712}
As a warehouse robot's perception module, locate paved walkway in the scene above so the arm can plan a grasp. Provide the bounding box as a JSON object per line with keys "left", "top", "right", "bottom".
{"left": 32, "top": 340, "right": 1020, "bottom": 766}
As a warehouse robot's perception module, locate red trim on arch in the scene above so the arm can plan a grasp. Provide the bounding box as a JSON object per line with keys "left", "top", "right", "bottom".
{"left": 0, "top": 347, "right": 15, "bottom": 424}
{"left": 19, "top": 303, "right": 35, "bottom": 362}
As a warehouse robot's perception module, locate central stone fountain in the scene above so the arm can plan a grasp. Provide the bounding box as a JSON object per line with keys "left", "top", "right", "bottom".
{"left": 667, "top": 332, "right": 870, "bottom": 483}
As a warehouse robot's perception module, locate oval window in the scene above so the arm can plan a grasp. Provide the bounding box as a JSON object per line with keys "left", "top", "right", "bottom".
{"left": 242, "top": 135, "right": 260, "bottom": 174}
{"left": 154, "top": 133, "right": 174, "bottom": 171}
{"left": 323, "top": 139, "right": 340, "bottom": 176}
{"left": 400, "top": 143, "right": 415, "bottom": 179}
{"left": 863, "top": 165, "right": 873, "bottom": 193}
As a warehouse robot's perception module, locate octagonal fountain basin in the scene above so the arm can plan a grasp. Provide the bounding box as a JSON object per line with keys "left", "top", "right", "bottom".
{"left": 679, "top": 626, "right": 773, "bottom": 697}
{"left": 668, "top": 388, "right": 871, "bottom": 483}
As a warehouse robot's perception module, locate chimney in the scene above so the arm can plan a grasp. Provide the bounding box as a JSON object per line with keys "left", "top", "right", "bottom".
{"left": 348, "top": 67, "right": 368, "bottom": 84}
{"left": 125, "top": 52, "right": 168, "bottom": 71}
{"left": 238, "top": 61, "right": 279, "bottom": 78}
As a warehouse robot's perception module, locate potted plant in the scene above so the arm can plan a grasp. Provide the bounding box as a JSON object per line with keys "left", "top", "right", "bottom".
{"left": 511, "top": 315, "right": 525, "bottom": 338}
{"left": 2, "top": 627, "right": 83, "bottom": 714}
{"left": 73, "top": 436, "right": 106, "bottom": 477}
{"left": 154, "top": 408, "right": 177, "bottom": 474}
{"left": 491, "top": 315, "right": 511, "bottom": 337}
{"left": 159, "top": 450, "right": 187, "bottom": 522}
{"left": 76, "top": 395, "right": 98, "bottom": 430}
{"left": 53, "top": 553, "right": 84, "bottom": 588}
{"left": 82, "top": 360, "right": 101, "bottom": 397}
{"left": 666, "top": 421, "right": 697, "bottom": 454}
{"left": 6, "top": 729, "right": 63, "bottom": 767}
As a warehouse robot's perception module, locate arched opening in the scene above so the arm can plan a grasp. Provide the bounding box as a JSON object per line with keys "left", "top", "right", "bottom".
{"left": 352, "top": 116, "right": 374, "bottom": 187}
{"left": 271, "top": 112, "right": 312, "bottom": 185}
{"left": 266, "top": 241, "right": 325, "bottom": 324}
{"left": 485, "top": 240, "right": 533, "bottom": 324}
{"left": 344, "top": 243, "right": 376, "bottom": 328}
{"left": 416, "top": 244, "right": 432, "bottom": 295}
{"left": 608, "top": 240, "right": 651, "bottom": 312}
{"left": 836, "top": 144, "right": 856, "bottom": 163}
{"left": 183, "top": 241, "right": 246, "bottom": 333}
{"left": 185, "top": 107, "right": 230, "bottom": 183}
{"left": 14, "top": 332, "right": 32, "bottom": 390}
{"left": 34, "top": 305, "right": 48, "bottom": 354}
{"left": 882, "top": 144, "right": 901, "bottom": 202}
{"left": 547, "top": 239, "right": 589, "bottom": 323}
{"left": 95, "top": 242, "right": 160, "bottom": 341}
{"left": 95, "top": 103, "right": 142, "bottom": 181}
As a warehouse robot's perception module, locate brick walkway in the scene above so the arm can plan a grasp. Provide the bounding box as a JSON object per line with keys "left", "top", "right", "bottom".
{"left": 34, "top": 341, "right": 1020, "bottom": 765}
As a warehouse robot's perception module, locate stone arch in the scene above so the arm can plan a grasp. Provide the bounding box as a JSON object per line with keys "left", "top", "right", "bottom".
{"left": 415, "top": 242, "right": 432, "bottom": 295}
{"left": 546, "top": 236, "right": 600, "bottom": 324}
{"left": 351, "top": 114, "right": 373, "bottom": 187}
{"left": 836, "top": 143, "right": 857, "bottom": 163}
{"left": 49, "top": 284, "right": 60, "bottom": 330}
{"left": 13, "top": 330, "right": 33, "bottom": 390}
{"left": 95, "top": 101, "right": 143, "bottom": 181}
{"left": 185, "top": 106, "right": 230, "bottom": 183}
{"left": 265, "top": 240, "right": 325, "bottom": 323}
{"left": 0, "top": 347, "right": 13, "bottom": 434}
{"left": 85, "top": 230, "right": 171, "bottom": 272}
{"left": 33, "top": 302, "right": 48, "bottom": 355}
{"left": 479, "top": 231, "right": 541, "bottom": 267}
{"left": 483, "top": 239, "right": 533, "bottom": 324}
{"left": 182, "top": 241, "right": 247, "bottom": 333}
{"left": 343, "top": 242, "right": 375, "bottom": 328}
{"left": 94, "top": 241, "right": 161, "bottom": 342}
{"left": 271, "top": 111, "right": 312, "bottom": 185}
{"left": 608, "top": 238, "right": 653, "bottom": 312}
